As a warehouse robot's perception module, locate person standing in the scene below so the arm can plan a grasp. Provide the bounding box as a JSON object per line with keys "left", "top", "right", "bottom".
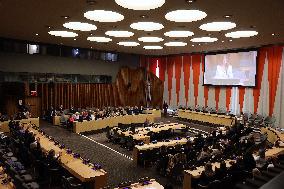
{"left": 163, "top": 101, "right": 168, "bottom": 117}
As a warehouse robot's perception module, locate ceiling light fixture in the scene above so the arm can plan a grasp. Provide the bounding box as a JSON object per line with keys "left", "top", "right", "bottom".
{"left": 138, "top": 37, "right": 164, "bottom": 42}
{"left": 165, "top": 9, "right": 207, "bottom": 22}
{"left": 87, "top": 0, "right": 97, "bottom": 5}
{"left": 143, "top": 46, "right": 163, "bottom": 50}
{"left": 117, "top": 41, "right": 140, "bottom": 47}
{"left": 62, "top": 16, "right": 70, "bottom": 19}
{"left": 84, "top": 10, "right": 124, "bottom": 22}
{"left": 35, "top": 33, "right": 39, "bottom": 36}
{"left": 87, "top": 36, "right": 112, "bottom": 42}
{"left": 130, "top": 22, "right": 164, "bottom": 31}
{"left": 48, "top": 31, "right": 78, "bottom": 37}
{"left": 200, "top": 21, "right": 236, "bottom": 31}
{"left": 186, "top": 0, "right": 195, "bottom": 3}
{"left": 190, "top": 37, "right": 218, "bottom": 42}
{"left": 140, "top": 15, "right": 148, "bottom": 18}
{"left": 74, "top": 39, "right": 77, "bottom": 41}
{"left": 225, "top": 30, "right": 258, "bottom": 38}
{"left": 164, "top": 30, "right": 194, "bottom": 37}
{"left": 164, "top": 42, "right": 187, "bottom": 46}
{"left": 224, "top": 15, "right": 232, "bottom": 18}
{"left": 105, "top": 30, "right": 134, "bottom": 37}
{"left": 115, "top": 0, "right": 165, "bottom": 10}
{"left": 63, "top": 22, "right": 97, "bottom": 31}
{"left": 272, "top": 33, "right": 275, "bottom": 36}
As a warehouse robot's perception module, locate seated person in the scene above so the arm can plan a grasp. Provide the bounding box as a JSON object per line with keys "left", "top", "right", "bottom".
{"left": 69, "top": 106, "right": 76, "bottom": 114}
{"left": 0, "top": 112, "right": 8, "bottom": 122}
{"left": 197, "top": 146, "right": 210, "bottom": 162}
{"left": 199, "top": 163, "right": 216, "bottom": 186}
{"left": 254, "top": 149, "right": 267, "bottom": 169}
{"left": 46, "top": 149, "right": 60, "bottom": 168}
{"left": 215, "top": 161, "right": 227, "bottom": 179}
{"left": 144, "top": 118, "right": 150, "bottom": 127}
{"left": 243, "top": 152, "right": 256, "bottom": 171}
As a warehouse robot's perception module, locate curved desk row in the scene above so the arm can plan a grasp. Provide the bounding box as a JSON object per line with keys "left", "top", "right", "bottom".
{"left": 183, "top": 160, "right": 235, "bottom": 189}
{"left": 114, "top": 179, "right": 164, "bottom": 189}
{"left": 0, "top": 118, "right": 40, "bottom": 133}
{"left": 73, "top": 114, "right": 156, "bottom": 133}
{"left": 261, "top": 127, "right": 284, "bottom": 144}
{"left": 133, "top": 138, "right": 191, "bottom": 165}
{"left": 27, "top": 125, "right": 107, "bottom": 189}
{"left": 178, "top": 109, "right": 235, "bottom": 127}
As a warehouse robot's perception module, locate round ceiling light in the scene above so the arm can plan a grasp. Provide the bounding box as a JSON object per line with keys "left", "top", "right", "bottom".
{"left": 164, "top": 42, "right": 187, "bottom": 46}
{"left": 105, "top": 30, "right": 134, "bottom": 37}
{"left": 143, "top": 46, "right": 163, "bottom": 50}
{"left": 84, "top": 10, "right": 124, "bottom": 22}
{"left": 200, "top": 21, "right": 236, "bottom": 31}
{"left": 164, "top": 30, "right": 194, "bottom": 37}
{"left": 190, "top": 37, "right": 218, "bottom": 42}
{"left": 87, "top": 36, "right": 112, "bottom": 42}
{"left": 165, "top": 9, "right": 207, "bottom": 22}
{"left": 115, "top": 0, "right": 165, "bottom": 10}
{"left": 117, "top": 42, "right": 140, "bottom": 47}
{"left": 48, "top": 31, "right": 78, "bottom": 37}
{"left": 63, "top": 22, "right": 97, "bottom": 31}
{"left": 225, "top": 30, "right": 258, "bottom": 38}
{"left": 138, "top": 37, "right": 164, "bottom": 42}
{"left": 130, "top": 22, "right": 164, "bottom": 31}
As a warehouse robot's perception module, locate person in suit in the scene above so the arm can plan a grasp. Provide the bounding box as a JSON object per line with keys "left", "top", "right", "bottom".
{"left": 199, "top": 163, "right": 216, "bottom": 186}
{"left": 58, "top": 105, "right": 64, "bottom": 113}
{"left": 46, "top": 149, "right": 60, "bottom": 168}
{"left": 0, "top": 112, "right": 6, "bottom": 122}
{"left": 163, "top": 101, "right": 168, "bottom": 117}
{"left": 243, "top": 152, "right": 256, "bottom": 171}
{"left": 215, "top": 161, "right": 227, "bottom": 180}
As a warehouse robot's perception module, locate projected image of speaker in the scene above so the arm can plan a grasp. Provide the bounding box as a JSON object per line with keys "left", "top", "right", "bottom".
{"left": 204, "top": 51, "right": 257, "bottom": 87}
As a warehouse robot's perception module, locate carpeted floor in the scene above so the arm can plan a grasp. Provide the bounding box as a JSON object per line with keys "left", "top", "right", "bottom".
{"left": 39, "top": 117, "right": 215, "bottom": 188}
{"left": 40, "top": 120, "right": 181, "bottom": 188}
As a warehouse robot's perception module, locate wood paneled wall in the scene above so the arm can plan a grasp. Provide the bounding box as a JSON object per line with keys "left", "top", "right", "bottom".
{"left": 114, "top": 67, "right": 163, "bottom": 108}
{"left": 38, "top": 83, "right": 117, "bottom": 111}
{"left": 1, "top": 67, "right": 164, "bottom": 115}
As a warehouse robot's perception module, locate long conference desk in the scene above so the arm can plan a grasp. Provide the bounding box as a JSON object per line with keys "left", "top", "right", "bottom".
{"left": 53, "top": 109, "right": 161, "bottom": 126}
{"left": 116, "top": 123, "right": 187, "bottom": 145}
{"left": 73, "top": 114, "right": 156, "bottom": 133}
{"left": 114, "top": 179, "right": 164, "bottom": 189}
{"left": 26, "top": 125, "right": 107, "bottom": 189}
{"left": 183, "top": 160, "right": 234, "bottom": 189}
{"left": 133, "top": 138, "right": 192, "bottom": 165}
{"left": 0, "top": 118, "right": 40, "bottom": 133}
{"left": 178, "top": 109, "right": 235, "bottom": 127}
{"left": 261, "top": 127, "right": 284, "bottom": 144}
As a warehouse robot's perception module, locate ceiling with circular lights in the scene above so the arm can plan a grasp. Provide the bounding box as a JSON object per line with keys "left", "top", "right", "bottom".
{"left": 0, "top": 0, "right": 283, "bottom": 55}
